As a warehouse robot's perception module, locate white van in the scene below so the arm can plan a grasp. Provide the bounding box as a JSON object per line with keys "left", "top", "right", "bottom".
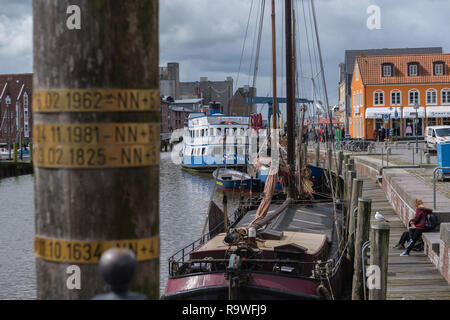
{"left": 426, "top": 126, "right": 450, "bottom": 150}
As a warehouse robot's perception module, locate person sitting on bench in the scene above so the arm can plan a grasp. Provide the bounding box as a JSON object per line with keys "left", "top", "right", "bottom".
{"left": 400, "top": 199, "right": 432, "bottom": 257}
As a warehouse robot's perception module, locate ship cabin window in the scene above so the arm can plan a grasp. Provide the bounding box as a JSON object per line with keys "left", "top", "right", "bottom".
{"left": 202, "top": 148, "right": 206, "bottom": 155}
{"left": 216, "top": 128, "right": 222, "bottom": 136}
{"left": 240, "top": 128, "right": 244, "bottom": 136}
{"left": 232, "top": 128, "right": 237, "bottom": 136}
{"left": 201, "top": 129, "right": 205, "bottom": 137}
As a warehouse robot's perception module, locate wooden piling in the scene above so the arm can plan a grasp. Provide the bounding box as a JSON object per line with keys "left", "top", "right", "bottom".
{"left": 351, "top": 198, "right": 371, "bottom": 300}
{"left": 368, "top": 223, "right": 390, "bottom": 300}
{"left": 33, "top": 1, "right": 160, "bottom": 299}
{"left": 346, "top": 179, "right": 364, "bottom": 263}
{"left": 315, "top": 143, "right": 320, "bottom": 167}
{"left": 13, "top": 143, "right": 17, "bottom": 163}
{"left": 335, "top": 151, "right": 344, "bottom": 198}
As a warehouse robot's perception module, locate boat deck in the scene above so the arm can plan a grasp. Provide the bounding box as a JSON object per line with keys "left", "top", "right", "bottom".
{"left": 194, "top": 231, "right": 327, "bottom": 256}
{"left": 237, "top": 202, "right": 336, "bottom": 243}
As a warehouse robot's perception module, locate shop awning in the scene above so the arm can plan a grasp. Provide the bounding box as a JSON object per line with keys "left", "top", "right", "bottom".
{"left": 403, "top": 107, "right": 425, "bottom": 118}
{"left": 426, "top": 106, "right": 450, "bottom": 118}
{"left": 365, "top": 107, "right": 395, "bottom": 119}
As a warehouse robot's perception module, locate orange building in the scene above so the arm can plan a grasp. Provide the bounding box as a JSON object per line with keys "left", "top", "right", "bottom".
{"left": 349, "top": 53, "right": 450, "bottom": 140}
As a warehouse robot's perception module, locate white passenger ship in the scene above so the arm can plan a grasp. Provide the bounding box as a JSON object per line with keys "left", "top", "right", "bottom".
{"left": 181, "top": 113, "right": 250, "bottom": 171}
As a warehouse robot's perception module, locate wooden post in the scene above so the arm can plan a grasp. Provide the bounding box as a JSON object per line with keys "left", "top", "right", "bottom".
{"left": 368, "top": 223, "right": 390, "bottom": 300}
{"left": 351, "top": 198, "right": 371, "bottom": 300}
{"left": 223, "top": 193, "right": 229, "bottom": 231}
{"left": 346, "top": 179, "right": 364, "bottom": 263}
{"left": 315, "top": 143, "right": 320, "bottom": 167}
{"left": 344, "top": 154, "right": 350, "bottom": 166}
{"left": 33, "top": 1, "right": 160, "bottom": 299}
{"left": 29, "top": 142, "right": 33, "bottom": 164}
{"left": 13, "top": 143, "right": 18, "bottom": 163}
{"left": 335, "top": 151, "right": 344, "bottom": 198}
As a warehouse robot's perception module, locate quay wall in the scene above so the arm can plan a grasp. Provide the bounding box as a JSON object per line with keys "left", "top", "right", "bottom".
{"left": 0, "top": 162, "right": 34, "bottom": 179}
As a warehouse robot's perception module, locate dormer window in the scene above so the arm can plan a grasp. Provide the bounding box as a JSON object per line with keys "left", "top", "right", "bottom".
{"left": 382, "top": 63, "right": 393, "bottom": 77}
{"left": 408, "top": 62, "right": 420, "bottom": 76}
{"left": 433, "top": 61, "right": 445, "bottom": 76}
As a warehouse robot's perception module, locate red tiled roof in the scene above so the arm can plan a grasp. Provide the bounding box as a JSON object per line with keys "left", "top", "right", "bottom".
{"left": 356, "top": 54, "right": 450, "bottom": 85}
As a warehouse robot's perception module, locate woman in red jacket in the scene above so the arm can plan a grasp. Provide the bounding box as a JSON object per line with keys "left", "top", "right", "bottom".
{"left": 400, "top": 199, "right": 432, "bottom": 256}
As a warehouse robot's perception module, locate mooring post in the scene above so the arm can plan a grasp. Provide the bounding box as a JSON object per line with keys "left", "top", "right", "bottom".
{"left": 223, "top": 192, "right": 229, "bottom": 231}
{"left": 335, "top": 150, "right": 344, "bottom": 198}
{"left": 29, "top": 142, "right": 33, "bottom": 165}
{"left": 33, "top": 1, "right": 160, "bottom": 299}
{"left": 368, "top": 223, "right": 390, "bottom": 300}
{"left": 344, "top": 170, "right": 356, "bottom": 235}
{"left": 346, "top": 179, "right": 364, "bottom": 264}
{"left": 352, "top": 198, "right": 371, "bottom": 300}
{"left": 13, "top": 143, "right": 18, "bottom": 163}
{"left": 315, "top": 143, "right": 320, "bottom": 167}
{"left": 344, "top": 154, "right": 350, "bottom": 166}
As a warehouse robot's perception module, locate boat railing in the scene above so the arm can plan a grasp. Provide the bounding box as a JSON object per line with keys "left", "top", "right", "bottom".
{"left": 169, "top": 256, "right": 341, "bottom": 281}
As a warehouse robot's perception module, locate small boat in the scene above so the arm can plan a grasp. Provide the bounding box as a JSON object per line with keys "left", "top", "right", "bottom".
{"left": 256, "top": 164, "right": 283, "bottom": 193}
{"left": 212, "top": 168, "right": 258, "bottom": 193}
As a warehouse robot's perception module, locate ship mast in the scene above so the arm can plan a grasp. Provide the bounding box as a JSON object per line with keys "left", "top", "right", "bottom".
{"left": 285, "top": 0, "right": 296, "bottom": 199}
{"left": 271, "top": 0, "right": 277, "bottom": 130}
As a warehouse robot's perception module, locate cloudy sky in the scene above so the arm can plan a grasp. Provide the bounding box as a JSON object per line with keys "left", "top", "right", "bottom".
{"left": 1, "top": 0, "right": 450, "bottom": 106}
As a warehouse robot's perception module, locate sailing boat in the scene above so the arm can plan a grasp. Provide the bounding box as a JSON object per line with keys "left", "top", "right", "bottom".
{"left": 163, "top": 0, "right": 345, "bottom": 300}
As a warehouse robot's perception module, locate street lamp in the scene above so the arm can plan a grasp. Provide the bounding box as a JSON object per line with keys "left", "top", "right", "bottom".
{"left": 413, "top": 101, "right": 420, "bottom": 153}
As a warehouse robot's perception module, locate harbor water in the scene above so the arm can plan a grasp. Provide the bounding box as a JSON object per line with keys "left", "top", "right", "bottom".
{"left": 0, "top": 151, "right": 241, "bottom": 299}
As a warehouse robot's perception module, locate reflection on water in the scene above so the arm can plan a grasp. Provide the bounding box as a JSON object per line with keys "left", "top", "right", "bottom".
{"left": 0, "top": 151, "right": 242, "bottom": 299}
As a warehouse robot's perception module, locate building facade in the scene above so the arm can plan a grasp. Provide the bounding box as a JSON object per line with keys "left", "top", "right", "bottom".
{"left": 349, "top": 53, "right": 450, "bottom": 140}
{"left": 159, "top": 63, "right": 233, "bottom": 113}
{"left": 0, "top": 73, "right": 33, "bottom": 145}
{"left": 338, "top": 47, "right": 442, "bottom": 134}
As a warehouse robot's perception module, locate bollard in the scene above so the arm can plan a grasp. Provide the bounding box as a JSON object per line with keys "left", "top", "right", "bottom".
{"left": 425, "top": 152, "right": 430, "bottom": 164}
{"left": 92, "top": 248, "right": 146, "bottom": 300}
{"left": 368, "top": 223, "right": 390, "bottom": 300}
{"left": 352, "top": 198, "right": 372, "bottom": 300}
{"left": 346, "top": 179, "right": 364, "bottom": 264}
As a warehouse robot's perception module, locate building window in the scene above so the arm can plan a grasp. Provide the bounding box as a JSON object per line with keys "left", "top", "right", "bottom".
{"left": 408, "top": 90, "right": 419, "bottom": 105}
{"left": 426, "top": 89, "right": 437, "bottom": 105}
{"left": 355, "top": 64, "right": 359, "bottom": 81}
{"left": 382, "top": 63, "right": 393, "bottom": 77}
{"left": 374, "top": 90, "right": 384, "bottom": 106}
{"left": 433, "top": 61, "right": 445, "bottom": 76}
{"left": 442, "top": 89, "right": 450, "bottom": 105}
{"left": 407, "top": 62, "right": 419, "bottom": 76}
{"left": 390, "top": 90, "right": 401, "bottom": 106}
